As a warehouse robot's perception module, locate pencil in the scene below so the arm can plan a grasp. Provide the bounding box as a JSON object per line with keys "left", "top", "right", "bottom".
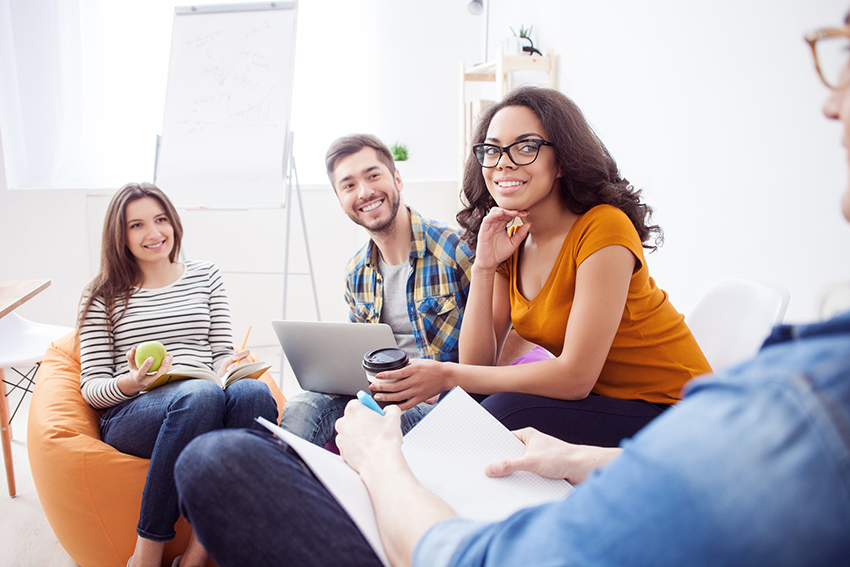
{"left": 239, "top": 326, "right": 252, "bottom": 351}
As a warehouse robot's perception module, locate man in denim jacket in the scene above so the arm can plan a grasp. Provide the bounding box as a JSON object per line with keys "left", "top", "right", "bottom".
{"left": 176, "top": 21, "right": 850, "bottom": 567}
{"left": 278, "top": 134, "right": 475, "bottom": 446}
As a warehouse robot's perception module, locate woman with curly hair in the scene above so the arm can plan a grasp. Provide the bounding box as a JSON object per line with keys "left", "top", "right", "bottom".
{"left": 369, "top": 87, "right": 710, "bottom": 446}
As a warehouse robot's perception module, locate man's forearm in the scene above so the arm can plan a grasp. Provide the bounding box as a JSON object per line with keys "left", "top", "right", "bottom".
{"left": 360, "top": 452, "right": 457, "bottom": 567}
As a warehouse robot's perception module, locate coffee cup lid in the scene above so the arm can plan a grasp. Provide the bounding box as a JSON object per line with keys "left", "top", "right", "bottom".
{"left": 363, "top": 347, "right": 409, "bottom": 372}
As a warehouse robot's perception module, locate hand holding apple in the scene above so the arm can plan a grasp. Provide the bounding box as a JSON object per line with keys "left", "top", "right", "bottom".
{"left": 135, "top": 341, "right": 168, "bottom": 374}
{"left": 118, "top": 342, "right": 173, "bottom": 397}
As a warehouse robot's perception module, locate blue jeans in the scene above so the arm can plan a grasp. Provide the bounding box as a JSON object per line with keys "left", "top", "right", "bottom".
{"left": 176, "top": 429, "right": 384, "bottom": 567}
{"left": 279, "top": 391, "right": 432, "bottom": 446}
{"left": 101, "top": 378, "right": 277, "bottom": 541}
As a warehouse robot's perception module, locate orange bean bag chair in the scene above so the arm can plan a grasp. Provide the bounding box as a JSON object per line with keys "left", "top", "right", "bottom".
{"left": 27, "top": 331, "right": 286, "bottom": 567}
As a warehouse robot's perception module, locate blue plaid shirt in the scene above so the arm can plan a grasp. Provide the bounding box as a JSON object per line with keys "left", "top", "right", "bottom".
{"left": 344, "top": 207, "right": 473, "bottom": 362}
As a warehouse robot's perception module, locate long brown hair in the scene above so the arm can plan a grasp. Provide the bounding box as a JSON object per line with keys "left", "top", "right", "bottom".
{"left": 457, "top": 86, "right": 662, "bottom": 253}
{"left": 77, "top": 182, "right": 184, "bottom": 332}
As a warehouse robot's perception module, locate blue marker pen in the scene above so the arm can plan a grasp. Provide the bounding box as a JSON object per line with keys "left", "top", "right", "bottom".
{"left": 357, "top": 390, "right": 385, "bottom": 416}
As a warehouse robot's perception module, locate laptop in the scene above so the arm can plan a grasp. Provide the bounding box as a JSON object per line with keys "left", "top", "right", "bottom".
{"left": 271, "top": 320, "right": 398, "bottom": 396}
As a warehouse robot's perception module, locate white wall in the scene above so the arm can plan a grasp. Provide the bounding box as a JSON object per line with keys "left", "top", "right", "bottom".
{"left": 293, "top": 0, "right": 485, "bottom": 183}
{"left": 484, "top": 0, "right": 850, "bottom": 322}
{"left": 1, "top": 0, "right": 849, "bottom": 347}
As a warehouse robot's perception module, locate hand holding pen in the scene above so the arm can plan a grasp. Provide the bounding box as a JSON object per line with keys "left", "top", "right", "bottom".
{"left": 335, "top": 392, "right": 402, "bottom": 474}
{"left": 220, "top": 327, "right": 252, "bottom": 377}
{"left": 357, "top": 390, "right": 385, "bottom": 415}
{"left": 235, "top": 326, "right": 252, "bottom": 365}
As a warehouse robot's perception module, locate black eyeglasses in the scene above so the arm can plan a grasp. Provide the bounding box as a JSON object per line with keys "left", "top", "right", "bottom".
{"left": 806, "top": 26, "right": 850, "bottom": 89}
{"left": 472, "top": 138, "right": 553, "bottom": 168}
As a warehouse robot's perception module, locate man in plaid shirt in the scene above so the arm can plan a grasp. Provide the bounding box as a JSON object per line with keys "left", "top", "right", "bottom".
{"left": 279, "top": 134, "right": 474, "bottom": 445}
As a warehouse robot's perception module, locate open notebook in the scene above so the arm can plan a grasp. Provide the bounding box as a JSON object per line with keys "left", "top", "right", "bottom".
{"left": 258, "top": 387, "right": 574, "bottom": 566}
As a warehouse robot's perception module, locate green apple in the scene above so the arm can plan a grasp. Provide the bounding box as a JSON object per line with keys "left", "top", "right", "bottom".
{"left": 135, "top": 341, "right": 168, "bottom": 373}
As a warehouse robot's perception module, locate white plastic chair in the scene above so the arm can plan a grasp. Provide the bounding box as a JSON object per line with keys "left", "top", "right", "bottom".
{"left": 816, "top": 281, "right": 850, "bottom": 321}
{"left": 685, "top": 278, "right": 790, "bottom": 373}
{"left": 0, "top": 312, "right": 73, "bottom": 497}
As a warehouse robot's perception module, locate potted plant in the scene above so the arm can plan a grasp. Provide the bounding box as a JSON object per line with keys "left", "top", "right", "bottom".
{"left": 510, "top": 24, "right": 533, "bottom": 40}
{"left": 509, "top": 24, "right": 542, "bottom": 56}
{"left": 391, "top": 142, "right": 409, "bottom": 162}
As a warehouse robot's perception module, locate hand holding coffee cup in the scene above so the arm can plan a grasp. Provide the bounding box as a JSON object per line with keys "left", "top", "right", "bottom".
{"left": 362, "top": 347, "right": 409, "bottom": 407}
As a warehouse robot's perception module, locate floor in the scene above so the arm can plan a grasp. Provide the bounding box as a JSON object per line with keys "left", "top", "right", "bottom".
{"left": 0, "top": 346, "right": 298, "bottom": 567}
{"left": 0, "top": 377, "right": 77, "bottom": 567}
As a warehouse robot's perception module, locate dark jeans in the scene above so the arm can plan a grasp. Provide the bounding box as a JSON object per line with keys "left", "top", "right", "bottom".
{"left": 175, "top": 429, "right": 383, "bottom": 567}
{"left": 478, "top": 392, "right": 670, "bottom": 447}
{"left": 101, "top": 379, "right": 278, "bottom": 541}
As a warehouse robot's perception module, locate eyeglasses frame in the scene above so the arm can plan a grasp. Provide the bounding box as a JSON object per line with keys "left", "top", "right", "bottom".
{"left": 472, "top": 138, "right": 554, "bottom": 168}
{"left": 806, "top": 26, "right": 850, "bottom": 89}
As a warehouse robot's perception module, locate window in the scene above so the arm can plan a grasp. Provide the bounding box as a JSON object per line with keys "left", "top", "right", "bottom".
{"left": 0, "top": 0, "right": 378, "bottom": 189}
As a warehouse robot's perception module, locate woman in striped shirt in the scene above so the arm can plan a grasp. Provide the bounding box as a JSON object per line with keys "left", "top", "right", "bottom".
{"left": 77, "top": 182, "right": 277, "bottom": 567}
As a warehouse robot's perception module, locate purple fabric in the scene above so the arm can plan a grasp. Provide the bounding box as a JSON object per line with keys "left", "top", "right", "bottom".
{"left": 494, "top": 344, "right": 667, "bottom": 446}
{"left": 510, "top": 345, "right": 553, "bottom": 365}
{"left": 324, "top": 439, "right": 340, "bottom": 454}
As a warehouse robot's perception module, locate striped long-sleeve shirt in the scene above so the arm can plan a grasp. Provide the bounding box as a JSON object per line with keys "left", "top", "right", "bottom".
{"left": 79, "top": 260, "right": 234, "bottom": 409}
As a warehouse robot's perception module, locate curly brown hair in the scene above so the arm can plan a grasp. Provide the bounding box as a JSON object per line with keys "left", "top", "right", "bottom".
{"left": 457, "top": 86, "right": 662, "bottom": 254}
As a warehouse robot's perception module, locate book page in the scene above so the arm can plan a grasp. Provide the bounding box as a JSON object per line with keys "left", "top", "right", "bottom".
{"left": 142, "top": 365, "right": 221, "bottom": 391}
{"left": 224, "top": 361, "right": 272, "bottom": 387}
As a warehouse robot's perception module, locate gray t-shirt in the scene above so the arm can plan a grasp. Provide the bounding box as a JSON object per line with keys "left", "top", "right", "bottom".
{"left": 378, "top": 254, "right": 419, "bottom": 359}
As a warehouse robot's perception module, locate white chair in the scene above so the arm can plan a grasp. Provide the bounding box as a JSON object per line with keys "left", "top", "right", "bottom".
{"left": 685, "top": 278, "right": 790, "bottom": 373}
{"left": 0, "top": 311, "right": 73, "bottom": 497}
{"left": 816, "top": 281, "right": 850, "bottom": 321}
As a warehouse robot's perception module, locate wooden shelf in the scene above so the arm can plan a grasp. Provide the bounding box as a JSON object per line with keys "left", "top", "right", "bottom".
{"left": 459, "top": 48, "right": 557, "bottom": 181}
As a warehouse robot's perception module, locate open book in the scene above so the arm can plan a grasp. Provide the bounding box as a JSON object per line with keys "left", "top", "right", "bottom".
{"left": 142, "top": 361, "right": 271, "bottom": 392}
{"left": 258, "top": 387, "right": 574, "bottom": 567}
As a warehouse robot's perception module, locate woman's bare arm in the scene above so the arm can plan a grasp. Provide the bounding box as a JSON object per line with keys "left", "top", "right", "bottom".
{"left": 372, "top": 244, "right": 636, "bottom": 406}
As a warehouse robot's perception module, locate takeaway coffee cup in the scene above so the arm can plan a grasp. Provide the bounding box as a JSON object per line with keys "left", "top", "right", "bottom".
{"left": 362, "top": 347, "right": 409, "bottom": 384}
{"left": 363, "top": 348, "right": 409, "bottom": 406}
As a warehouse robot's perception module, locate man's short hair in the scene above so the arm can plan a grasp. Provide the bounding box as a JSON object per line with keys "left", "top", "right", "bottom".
{"left": 325, "top": 134, "right": 396, "bottom": 186}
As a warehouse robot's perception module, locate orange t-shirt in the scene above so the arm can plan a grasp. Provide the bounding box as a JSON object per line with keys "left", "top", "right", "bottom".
{"left": 497, "top": 204, "right": 711, "bottom": 404}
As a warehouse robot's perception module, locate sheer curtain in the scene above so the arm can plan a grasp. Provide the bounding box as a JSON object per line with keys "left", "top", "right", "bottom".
{"left": 0, "top": 0, "right": 177, "bottom": 189}
{"left": 1, "top": 0, "right": 82, "bottom": 188}
{"left": 0, "top": 0, "right": 379, "bottom": 190}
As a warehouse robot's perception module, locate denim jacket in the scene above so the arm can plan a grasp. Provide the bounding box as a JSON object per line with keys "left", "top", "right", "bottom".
{"left": 415, "top": 311, "right": 850, "bottom": 567}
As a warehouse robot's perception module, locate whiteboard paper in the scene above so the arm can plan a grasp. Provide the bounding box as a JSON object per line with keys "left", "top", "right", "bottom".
{"left": 156, "top": 3, "right": 297, "bottom": 208}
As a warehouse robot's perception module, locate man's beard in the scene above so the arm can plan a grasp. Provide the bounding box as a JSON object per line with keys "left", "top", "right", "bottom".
{"left": 349, "top": 184, "right": 402, "bottom": 236}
